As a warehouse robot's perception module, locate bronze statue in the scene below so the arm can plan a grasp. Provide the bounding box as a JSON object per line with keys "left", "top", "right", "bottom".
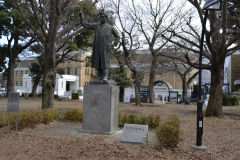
{"left": 80, "top": 10, "right": 120, "bottom": 83}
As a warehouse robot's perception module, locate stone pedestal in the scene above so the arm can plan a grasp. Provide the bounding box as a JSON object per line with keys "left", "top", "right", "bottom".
{"left": 83, "top": 84, "right": 119, "bottom": 134}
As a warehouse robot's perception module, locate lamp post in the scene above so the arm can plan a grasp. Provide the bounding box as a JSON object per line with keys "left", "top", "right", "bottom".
{"left": 192, "top": 0, "right": 222, "bottom": 150}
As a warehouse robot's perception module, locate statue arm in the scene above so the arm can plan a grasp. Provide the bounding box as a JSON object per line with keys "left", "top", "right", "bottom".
{"left": 112, "top": 27, "right": 120, "bottom": 46}
{"left": 80, "top": 12, "right": 97, "bottom": 30}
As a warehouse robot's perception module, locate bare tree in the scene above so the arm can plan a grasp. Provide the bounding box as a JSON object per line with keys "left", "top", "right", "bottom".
{"left": 110, "top": 0, "right": 146, "bottom": 105}
{"left": 12, "top": 0, "right": 98, "bottom": 109}
{"left": 161, "top": 0, "right": 240, "bottom": 116}
{"left": 171, "top": 61, "right": 198, "bottom": 102}
{"left": 127, "top": 0, "right": 186, "bottom": 103}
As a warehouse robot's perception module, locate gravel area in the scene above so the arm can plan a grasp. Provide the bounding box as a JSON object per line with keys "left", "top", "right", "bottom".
{"left": 0, "top": 98, "right": 240, "bottom": 160}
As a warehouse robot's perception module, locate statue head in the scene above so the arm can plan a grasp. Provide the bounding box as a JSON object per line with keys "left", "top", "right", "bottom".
{"left": 99, "top": 10, "right": 108, "bottom": 24}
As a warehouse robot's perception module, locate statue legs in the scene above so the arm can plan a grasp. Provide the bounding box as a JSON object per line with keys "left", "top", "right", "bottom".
{"left": 103, "top": 69, "right": 109, "bottom": 81}
{"left": 97, "top": 69, "right": 109, "bottom": 81}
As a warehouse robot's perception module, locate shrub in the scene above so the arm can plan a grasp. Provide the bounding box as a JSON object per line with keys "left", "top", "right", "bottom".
{"left": 41, "top": 109, "right": 59, "bottom": 124}
{"left": 147, "top": 114, "right": 160, "bottom": 128}
{"left": 223, "top": 94, "right": 231, "bottom": 106}
{"left": 63, "top": 109, "right": 82, "bottom": 121}
{"left": 156, "top": 115, "right": 181, "bottom": 147}
{"left": 0, "top": 109, "right": 59, "bottom": 129}
{"left": 119, "top": 113, "right": 127, "bottom": 127}
{"left": 0, "top": 113, "right": 8, "bottom": 128}
{"left": 126, "top": 113, "right": 139, "bottom": 124}
{"left": 231, "top": 96, "right": 239, "bottom": 106}
{"left": 118, "top": 113, "right": 160, "bottom": 129}
{"left": 18, "top": 110, "right": 43, "bottom": 129}
{"left": 138, "top": 115, "right": 148, "bottom": 125}
{"left": 223, "top": 94, "right": 240, "bottom": 106}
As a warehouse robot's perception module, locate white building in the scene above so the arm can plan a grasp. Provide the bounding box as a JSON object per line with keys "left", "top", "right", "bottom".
{"left": 14, "top": 73, "right": 79, "bottom": 98}
{"left": 224, "top": 51, "right": 240, "bottom": 93}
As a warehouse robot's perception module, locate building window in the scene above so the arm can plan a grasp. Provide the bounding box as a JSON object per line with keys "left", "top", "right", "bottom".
{"left": 16, "top": 81, "right": 18, "bottom": 86}
{"left": 21, "top": 81, "right": 23, "bottom": 86}
{"left": 21, "top": 71, "right": 23, "bottom": 75}
{"left": 67, "top": 68, "right": 71, "bottom": 75}
{"left": 26, "top": 71, "right": 28, "bottom": 74}
{"left": 16, "top": 71, "right": 19, "bottom": 76}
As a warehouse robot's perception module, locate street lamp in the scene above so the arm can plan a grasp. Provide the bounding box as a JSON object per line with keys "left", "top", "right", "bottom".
{"left": 192, "top": 0, "right": 222, "bottom": 150}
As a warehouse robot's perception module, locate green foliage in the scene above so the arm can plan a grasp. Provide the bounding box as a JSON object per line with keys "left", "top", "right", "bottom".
{"left": 118, "top": 113, "right": 160, "bottom": 129}
{"left": 57, "top": 68, "right": 65, "bottom": 75}
{"left": 85, "top": 56, "right": 92, "bottom": 67}
{"left": 109, "top": 66, "right": 131, "bottom": 87}
{"left": 0, "top": 47, "right": 7, "bottom": 72}
{"left": 63, "top": 109, "right": 83, "bottom": 121}
{"left": 0, "top": 109, "right": 59, "bottom": 129}
{"left": 156, "top": 115, "right": 181, "bottom": 147}
{"left": 30, "top": 62, "right": 43, "bottom": 83}
{"left": 223, "top": 94, "right": 239, "bottom": 106}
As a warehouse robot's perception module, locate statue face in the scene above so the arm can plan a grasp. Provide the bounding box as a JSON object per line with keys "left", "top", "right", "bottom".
{"left": 99, "top": 15, "right": 107, "bottom": 24}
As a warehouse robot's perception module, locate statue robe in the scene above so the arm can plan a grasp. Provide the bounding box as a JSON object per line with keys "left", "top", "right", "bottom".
{"left": 81, "top": 21, "right": 119, "bottom": 70}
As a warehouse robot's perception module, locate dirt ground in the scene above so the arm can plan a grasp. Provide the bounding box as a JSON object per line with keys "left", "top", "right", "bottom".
{"left": 0, "top": 97, "right": 240, "bottom": 160}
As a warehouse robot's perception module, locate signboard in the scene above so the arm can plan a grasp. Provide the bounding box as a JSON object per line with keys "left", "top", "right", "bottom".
{"left": 140, "top": 86, "right": 149, "bottom": 98}
{"left": 7, "top": 92, "right": 19, "bottom": 113}
{"left": 121, "top": 124, "right": 148, "bottom": 145}
{"left": 169, "top": 91, "right": 179, "bottom": 103}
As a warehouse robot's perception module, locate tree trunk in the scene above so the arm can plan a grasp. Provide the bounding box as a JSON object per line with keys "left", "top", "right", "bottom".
{"left": 119, "top": 86, "right": 124, "bottom": 102}
{"left": 205, "top": 61, "right": 224, "bottom": 117}
{"left": 134, "top": 80, "right": 141, "bottom": 106}
{"left": 41, "top": 2, "right": 60, "bottom": 109}
{"left": 148, "top": 58, "right": 157, "bottom": 103}
{"left": 7, "top": 54, "right": 15, "bottom": 95}
{"left": 30, "top": 80, "right": 40, "bottom": 97}
{"left": 41, "top": 49, "right": 56, "bottom": 109}
{"left": 181, "top": 76, "right": 187, "bottom": 103}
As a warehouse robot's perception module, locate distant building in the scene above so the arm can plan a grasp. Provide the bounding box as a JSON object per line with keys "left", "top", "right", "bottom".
{"left": 111, "top": 49, "right": 197, "bottom": 102}
{"left": 0, "top": 72, "right": 7, "bottom": 89}
{"left": 225, "top": 54, "right": 240, "bottom": 92}
{"left": 13, "top": 50, "right": 94, "bottom": 96}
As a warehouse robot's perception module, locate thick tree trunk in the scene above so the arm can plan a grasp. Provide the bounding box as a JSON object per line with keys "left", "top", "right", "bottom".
{"left": 205, "top": 62, "right": 224, "bottom": 117}
{"left": 41, "top": 2, "right": 60, "bottom": 109}
{"left": 41, "top": 48, "right": 56, "bottom": 109}
{"left": 41, "top": 48, "right": 55, "bottom": 109}
{"left": 148, "top": 58, "right": 157, "bottom": 103}
{"left": 119, "top": 86, "right": 124, "bottom": 102}
{"left": 7, "top": 54, "right": 15, "bottom": 95}
{"left": 134, "top": 80, "right": 141, "bottom": 106}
